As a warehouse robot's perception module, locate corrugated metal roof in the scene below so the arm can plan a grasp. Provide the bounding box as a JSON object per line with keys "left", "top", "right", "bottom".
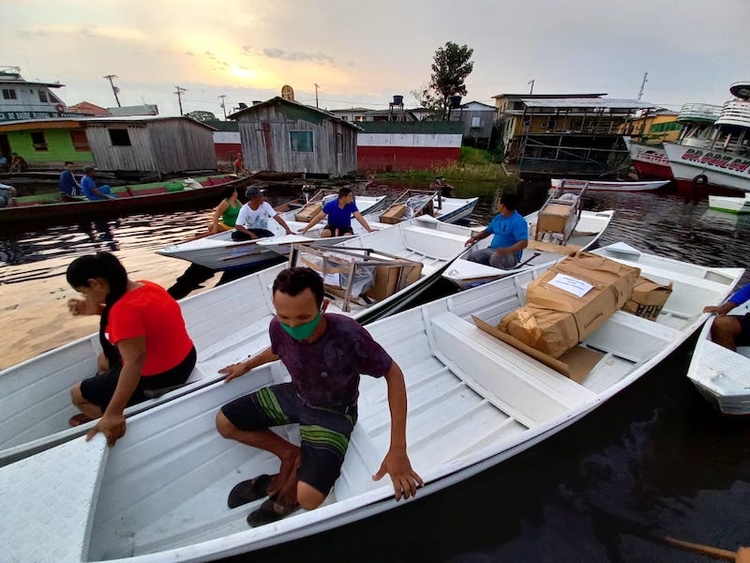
{"left": 228, "top": 96, "right": 361, "bottom": 131}
{"left": 357, "top": 121, "right": 463, "bottom": 134}
{"left": 0, "top": 115, "right": 217, "bottom": 131}
{"left": 521, "top": 98, "right": 658, "bottom": 109}
{"left": 493, "top": 93, "right": 607, "bottom": 99}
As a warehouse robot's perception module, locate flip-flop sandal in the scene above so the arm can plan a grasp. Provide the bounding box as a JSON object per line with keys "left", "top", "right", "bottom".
{"left": 68, "top": 413, "right": 94, "bottom": 427}
{"left": 227, "top": 473, "right": 277, "bottom": 509}
{"left": 247, "top": 496, "right": 300, "bottom": 527}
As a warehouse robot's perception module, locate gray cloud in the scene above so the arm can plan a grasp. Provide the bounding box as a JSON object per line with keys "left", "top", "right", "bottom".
{"left": 242, "top": 45, "right": 338, "bottom": 66}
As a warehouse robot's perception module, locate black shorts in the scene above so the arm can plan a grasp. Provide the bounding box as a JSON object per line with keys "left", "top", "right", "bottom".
{"left": 737, "top": 313, "right": 750, "bottom": 346}
{"left": 80, "top": 346, "right": 196, "bottom": 410}
{"left": 221, "top": 382, "right": 357, "bottom": 495}
{"left": 323, "top": 225, "right": 354, "bottom": 237}
{"left": 231, "top": 228, "right": 274, "bottom": 241}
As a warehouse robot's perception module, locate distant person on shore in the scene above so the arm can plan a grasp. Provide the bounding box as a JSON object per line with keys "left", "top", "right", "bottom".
{"left": 298, "top": 187, "right": 375, "bottom": 238}
{"left": 59, "top": 161, "right": 81, "bottom": 197}
{"left": 0, "top": 182, "right": 17, "bottom": 208}
{"left": 464, "top": 192, "right": 528, "bottom": 269}
{"left": 65, "top": 252, "right": 196, "bottom": 446}
{"left": 208, "top": 185, "right": 242, "bottom": 234}
{"left": 81, "top": 166, "right": 117, "bottom": 201}
{"left": 10, "top": 152, "right": 27, "bottom": 173}
{"left": 704, "top": 282, "right": 750, "bottom": 352}
{"left": 234, "top": 154, "right": 248, "bottom": 176}
{"left": 430, "top": 176, "right": 455, "bottom": 198}
{"left": 0, "top": 155, "right": 8, "bottom": 172}
{"left": 232, "top": 187, "right": 293, "bottom": 241}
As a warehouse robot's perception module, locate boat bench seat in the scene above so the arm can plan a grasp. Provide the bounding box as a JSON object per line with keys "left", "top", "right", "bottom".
{"left": 429, "top": 312, "right": 596, "bottom": 428}
{"left": 402, "top": 226, "right": 467, "bottom": 260}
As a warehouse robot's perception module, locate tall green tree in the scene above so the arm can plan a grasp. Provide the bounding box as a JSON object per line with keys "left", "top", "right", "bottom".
{"left": 419, "top": 42, "right": 474, "bottom": 120}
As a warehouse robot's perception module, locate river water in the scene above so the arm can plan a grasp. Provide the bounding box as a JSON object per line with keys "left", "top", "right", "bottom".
{"left": 2, "top": 181, "right": 750, "bottom": 562}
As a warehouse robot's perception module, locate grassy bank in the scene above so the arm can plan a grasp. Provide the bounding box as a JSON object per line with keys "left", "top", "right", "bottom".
{"left": 372, "top": 147, "right": 520, "bottom": 196}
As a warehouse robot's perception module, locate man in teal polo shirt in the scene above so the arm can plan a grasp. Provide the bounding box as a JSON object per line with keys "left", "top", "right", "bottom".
{"left": 465, "top": 192, "right": 528, "bottom": 269}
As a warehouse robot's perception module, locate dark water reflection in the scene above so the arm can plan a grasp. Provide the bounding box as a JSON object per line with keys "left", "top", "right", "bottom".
{"left": 2, "top": 181, "right": 750, "bottom": 562}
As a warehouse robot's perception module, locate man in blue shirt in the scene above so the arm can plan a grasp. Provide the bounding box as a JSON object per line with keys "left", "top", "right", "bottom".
{"left": 464, "top": 192, "right": 528, "bottom": 269}
{"left": 298, "top": 187, "right": 375, "bottom": 237}
{"left": 80, "top": 166, "right": 117, "bottom": 201}
{"left": 59, "top": 161, "right": 81, "bottom": 197}
{"left": 704, "top": 282, "right": 750, "bottom": 351}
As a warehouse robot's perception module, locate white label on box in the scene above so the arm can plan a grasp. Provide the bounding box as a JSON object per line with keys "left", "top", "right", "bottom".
{"left": 547, "top": 273, "right": 593, "bottom": 298}
{"left": 323, "top": 272, "right": 341, "bottom": 287}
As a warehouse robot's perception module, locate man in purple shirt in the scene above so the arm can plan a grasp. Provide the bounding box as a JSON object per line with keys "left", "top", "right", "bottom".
{"left": 704, "top": 282, "right": 750, "bottom": 351}
{"left": 216, "top": 267, "right": 422, "bottom": 527}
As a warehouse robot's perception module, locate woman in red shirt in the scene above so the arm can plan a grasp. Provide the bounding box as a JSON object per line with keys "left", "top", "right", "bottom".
{"left": 66, "top": 252, "right": 196, "bottom": 446}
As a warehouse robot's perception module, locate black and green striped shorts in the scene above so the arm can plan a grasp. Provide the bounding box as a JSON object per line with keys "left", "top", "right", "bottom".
{"left": 221, "top": 382, "right": 357, "bottom": 495}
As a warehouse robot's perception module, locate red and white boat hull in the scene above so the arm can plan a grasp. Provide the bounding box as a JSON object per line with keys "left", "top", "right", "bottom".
{"left": 629, "top": 142, "right": 674, "bottom": 180}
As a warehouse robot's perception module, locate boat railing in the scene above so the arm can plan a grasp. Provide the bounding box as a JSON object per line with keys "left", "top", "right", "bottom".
{"left": 715, "top": 100, "right": 750, "bottom": 128}
{"left": 677, "top": 103, "right": 722, "bottom": 124}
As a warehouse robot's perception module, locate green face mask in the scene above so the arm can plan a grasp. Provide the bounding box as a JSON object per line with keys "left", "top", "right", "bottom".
{"left": 281, "top": 312, "right": 322, "bottom": 341}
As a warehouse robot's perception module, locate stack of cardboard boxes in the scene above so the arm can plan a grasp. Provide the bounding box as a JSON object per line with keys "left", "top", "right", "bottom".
{"left": 474, "top": 251, "right": 673, "bottom": 380}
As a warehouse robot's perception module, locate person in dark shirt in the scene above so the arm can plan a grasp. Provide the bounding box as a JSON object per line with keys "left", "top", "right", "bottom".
{"left": 216, "top": 267, "right": 422, "bottom": 527}
{"left": 59, "top": 161, "right": 81, "bottom": 197}
{"left": 299, "top": 187, "right": 375, "bottom": 237}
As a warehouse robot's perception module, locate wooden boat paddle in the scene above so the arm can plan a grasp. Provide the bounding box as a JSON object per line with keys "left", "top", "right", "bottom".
{"left": 590, "top": 503, "right": 743, "bottom": 561}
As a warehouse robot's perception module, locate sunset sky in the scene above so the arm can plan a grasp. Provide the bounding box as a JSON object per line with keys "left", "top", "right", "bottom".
{"left": 4, "top": 0, "right": 748, "bottom": 117}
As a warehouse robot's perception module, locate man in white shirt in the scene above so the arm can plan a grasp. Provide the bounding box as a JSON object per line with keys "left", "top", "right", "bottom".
{"left": 232, "top": 187, "right": 294, "bottom": 241}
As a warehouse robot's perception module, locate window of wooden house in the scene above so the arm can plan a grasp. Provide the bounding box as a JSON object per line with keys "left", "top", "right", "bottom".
{"left": 109, "top": 128, "right": 132, "bottom": 146}
{"left": 471, "top": 116, "right": 481, "bottom": 128}
{"left": 70, "top": 129, "right": 90, "bottom": 151}
{"left": 289, "top": 130, "right": 314, "bottom": 152}
{"left": 38, "top": 90, "right": 48, "bottom": 103}
{"left": 336, "top": 132, "right": 344, "bottom": 154}
{"left": 2, "top": 89, "right": 17, "bottom": 100}
{"left": 341, "top": 116, "right": 348, "bottom": 121}
{"left": 30, "top": 132, "right": 48, "bottom": 151}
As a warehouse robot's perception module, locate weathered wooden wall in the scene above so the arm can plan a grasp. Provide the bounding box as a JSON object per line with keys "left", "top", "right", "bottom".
{"left": 86, "top": 119, "right": 216, "bottom": 174}
{"left": 237, "top": 103, "right": 357, "bottom": 177}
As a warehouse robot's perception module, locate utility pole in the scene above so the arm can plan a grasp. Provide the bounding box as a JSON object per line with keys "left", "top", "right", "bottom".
{"left": 638, "top": 72, "right": 649, "bottom": 100}
{"left": 218, "top": 94, "right": 227, "bottom": 120}
{"left": 314, "top": 83, "right": 319, "bottom": 108}
{"left": 103, "top": 74, "right": 121, "bottom": 107}
{"left": 174, "top": 85, "right": 187, "bottom": 115}
{"left": 528, "top": 79, "right": 535, "bottom": 95}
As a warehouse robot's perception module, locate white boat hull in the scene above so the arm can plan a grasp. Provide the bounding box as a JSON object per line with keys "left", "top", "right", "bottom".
{"left": 157, "top": 195, "right": 477, "bottom": 271}
{"left": 664, "top": 142, "right": 750, "bottom": 193}
{"left": 1, "top": 243, "right": 742, "bottom": 562}
{"left": 708, "top": 193, "right": 750, "bottom": 214}
{"left": 686, "top": 302, "right": 750, "bottom": 415}
{"left": 442, "top": 209, "right": 615, "bottom": 289}
{"left": 0, "top": 217, "right": 475, "bottom": 466}
{"left": 550, "top": 178, "right": 671, "bottom": 192}
{"left": 628, "top": 142, "right": 674, "bottom": 180}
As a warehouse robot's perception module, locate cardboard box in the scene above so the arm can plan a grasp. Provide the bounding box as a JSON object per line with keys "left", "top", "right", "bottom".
{"left": 501, "top": 251, "right": 640, "bottom": 357}
{"left": 365, "top": 261, "right": 423, "bottom": 301}
{"left": 295, "top": 203, "right": 322, "bottom": 222}
{"left": 379, "top": 204, "right": 407, "bottom": 224}
{"left": 536, "top": 203, "right": 575, "bottom": 234}
{"left": 472, "top": 315, "right": 605, "bottom": 382}
{"left": 623, "top": 276, "right": 673, "bottom": 321}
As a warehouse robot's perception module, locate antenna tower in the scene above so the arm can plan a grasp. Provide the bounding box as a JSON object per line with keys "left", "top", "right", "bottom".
{"left": 638, "top": 72, "right": 649, "bottom": 100}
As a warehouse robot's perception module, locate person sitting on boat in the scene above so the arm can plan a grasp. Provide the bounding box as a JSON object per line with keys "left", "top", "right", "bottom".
{"left": 0, "top": 182, "right": 17, "bottom": 208}
{"left": 208, "top": 185, "right": 242, "bottom": 234}
{"left": 65, "top": 252, "right": 197, "bottom": 446}
{"left": 9, "top": 152, "right": 27, "bottom": 173}
{"left": 703, "top": 282, "right": 750, "bottom": 351}
{"left": 464, "top": 192, "right": 528, "bottom": 269}
{"left": 215, "top": 267, "right": 423, "bottom": 527}
{"left": 59, "top": 161, "right": 81, "bottom": 198}
{"left": 81, "top": 166, "right": 117, "bottom": 201}
{"left": 430, "top": 176, "right": 455, "bottom": 198}
{"left": 298, "top": 187, "right": 375, "bottom": 237}
{"left": 232, "top": 186, "right": 293, "bottom": 241}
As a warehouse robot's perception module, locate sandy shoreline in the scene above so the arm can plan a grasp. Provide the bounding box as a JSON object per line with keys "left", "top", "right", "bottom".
{"left": 0, "top": 249, "right": 220, "bottom": 370}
